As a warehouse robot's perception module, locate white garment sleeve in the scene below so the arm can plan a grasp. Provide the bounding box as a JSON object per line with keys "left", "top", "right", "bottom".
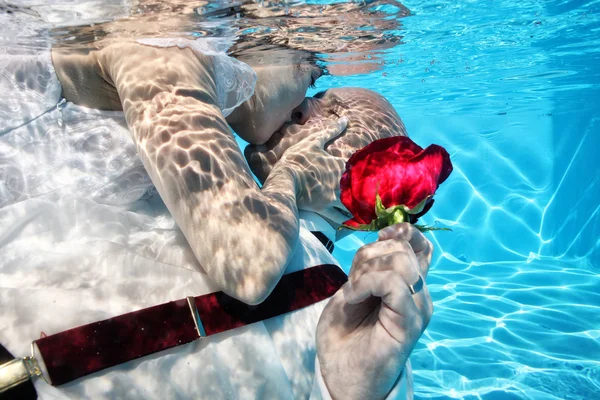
{"left": 310, "top": 356, "right": 413, "bottom": 400}
{"left": 135, "top": 37, "right": 256, "bottom": 117}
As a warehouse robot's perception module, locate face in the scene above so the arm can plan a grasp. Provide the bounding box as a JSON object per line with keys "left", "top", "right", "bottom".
{"left": 244, "top": 87, "right": 408, "bottom": 221}
{"left": 226, "top": 63, "right": 322, "bottom": 145}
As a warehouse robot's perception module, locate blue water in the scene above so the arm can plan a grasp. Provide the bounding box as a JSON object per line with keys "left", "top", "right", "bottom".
{"left": 307, "top": 0, "right": 600, "bottom": 398}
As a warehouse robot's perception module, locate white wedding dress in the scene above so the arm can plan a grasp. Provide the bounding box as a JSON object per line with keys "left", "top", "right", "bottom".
{"left": 0, "top": 18, "right": 411, "bottom": 400}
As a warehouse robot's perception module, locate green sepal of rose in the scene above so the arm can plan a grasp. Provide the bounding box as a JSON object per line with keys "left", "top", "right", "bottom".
{"left": 342, "top": 194, "right": 452, "bottom": 233}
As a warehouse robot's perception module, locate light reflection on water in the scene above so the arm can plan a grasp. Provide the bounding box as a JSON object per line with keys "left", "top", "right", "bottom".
{"left": 2, "top": 0, "right": 600, "bottom": 398}
{"left": 326, "top": 0, "right": 600, "bottom": 398}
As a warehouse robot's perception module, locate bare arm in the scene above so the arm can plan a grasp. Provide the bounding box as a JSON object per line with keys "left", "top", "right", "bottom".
{"left": 51, "top": 49, "right": 121, "bottom": 110}
{"left": 53, "top": 43, "right": 303, "bottom": 304}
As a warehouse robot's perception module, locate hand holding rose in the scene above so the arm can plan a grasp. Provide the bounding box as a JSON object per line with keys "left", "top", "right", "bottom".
{"left": 316, "top": 223, "right": 434, "bottom": 399}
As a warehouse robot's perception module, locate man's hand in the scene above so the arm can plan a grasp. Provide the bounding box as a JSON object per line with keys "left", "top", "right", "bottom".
{"left": 316, "top": 223, "right": 434, "bottom": 399}
{"left": 263, "top": 116, "right": 349, "bottom": 214}
{"left": 246, "top": 115, "right": 352, "bottom": 224}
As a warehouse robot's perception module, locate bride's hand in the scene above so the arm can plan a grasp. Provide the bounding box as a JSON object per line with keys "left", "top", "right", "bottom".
{"left": 264, "top": 116, "right": 349, "bottom": 214}
{"left": 316, "top": 223, "right": 434, "bottom": 399}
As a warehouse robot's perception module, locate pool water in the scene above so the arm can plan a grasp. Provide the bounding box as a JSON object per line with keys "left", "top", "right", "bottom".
{"left": 2, "top": 0, "right": 599, "bottom": 399}
{"left": 322, "top": 1, "right": 600, "bottom": 398}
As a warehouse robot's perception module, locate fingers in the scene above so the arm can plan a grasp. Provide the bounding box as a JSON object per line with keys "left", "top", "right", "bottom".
{"left": 344, "top": 257, "right": 434, "bottom": 332}
{"left": 348, "top": 236, "right": 434, "bottom": 328}
{"left": 245, "top": 115, "right": 348, "bottom": 184}
{"left": 344, "top": 270, "right": 414, "bottom": 311}
{"left": 244, "top": 146, "right": 274, "bottom": 184}
{"left": 311, "top": 116, "right": 349, "bottom": 148}
{"left": 268, "top": 127, "right": 312, "bottom": 159}
{"left": 350, "top": 250, "right": 420, "bottom": 296}
{"left": 343, "top": 269, "right": 432, "bottom": 340}
{"left": 378, "top": 223, "right": 433, "bottom": 277}
{"left": 349, "top": 238, "right": 416, "bottom": 281}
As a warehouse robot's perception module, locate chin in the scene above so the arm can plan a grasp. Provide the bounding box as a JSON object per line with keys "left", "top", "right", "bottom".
{"left": 249, "top": 118, "right": 289, "bottom": 145}
{"left": 241, "top": 127, "right": 272, "bottom": 145}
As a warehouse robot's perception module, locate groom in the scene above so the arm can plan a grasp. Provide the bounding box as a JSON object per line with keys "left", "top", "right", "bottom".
{"left": 245, "top": 86, "right": 435, "bottom": 399}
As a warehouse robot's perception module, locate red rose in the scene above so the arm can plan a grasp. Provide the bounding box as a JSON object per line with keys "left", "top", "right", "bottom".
{"left": 340, "top": 136, "right": 453, "bottom": 231}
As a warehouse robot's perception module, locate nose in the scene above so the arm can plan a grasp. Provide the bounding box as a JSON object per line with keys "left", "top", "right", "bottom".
{"left": 291, "top": 98, "right": 311, "bottom": 125}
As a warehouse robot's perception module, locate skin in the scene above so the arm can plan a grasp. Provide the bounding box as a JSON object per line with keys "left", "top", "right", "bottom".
{"left": 246, "top": 88, "right": 433, "bottom": 399}
{"left": 319, "top": 223, "right": 434, "bottom": 399}
{"left": 245, "top": 87, "right": 408, "bottom": 224}
{"left": 52, "top": 43, "right": 334, "bottom": 305}
{"left": 226, "top": 63, "right": 323, "bottom": 145}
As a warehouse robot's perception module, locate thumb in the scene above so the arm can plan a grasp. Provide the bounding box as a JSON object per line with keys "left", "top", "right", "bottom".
{"left": 312, "top": 116, "right": 349, "bottom": 148}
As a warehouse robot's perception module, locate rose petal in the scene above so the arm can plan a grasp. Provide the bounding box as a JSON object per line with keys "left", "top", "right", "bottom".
{"left": 340, "top": 169, "right": 369, "bottom": 225}
{"left": 346, "top": 153, "right": 380, "bottom": 223}
{"left": 340, "top": 136, "right": 452, "bottom": 227}
{"left": 387, "top": 136, "right": 424, "bottom": 160}
{"left": 375, "top": 144, "right": 449, "bottom": 210}
{"left": 346, "top": 136, "right": 421, "bottom": 169}
{"left": 431, "top": 145, "right": 453, "bottom": 185}
{"left": 410, "top": 144, "right": 453, "bottom": 186}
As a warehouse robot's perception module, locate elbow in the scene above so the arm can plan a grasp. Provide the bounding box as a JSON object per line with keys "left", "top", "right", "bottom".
{"left": 210, "top": 237, "right": 297, "bottom": 306}
{"left": 225, "top": 256, "right": 288, "bottom": 305}
{"left": 232, "top": 276, "right": 279, "bottom": 306}
{"left": 193, "top": 199, "right": 300, "bottom": 306}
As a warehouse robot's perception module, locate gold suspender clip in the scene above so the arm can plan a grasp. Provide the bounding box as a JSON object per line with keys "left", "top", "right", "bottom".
{"left": 0, "top": 343, "right": 47, "bottom": 393}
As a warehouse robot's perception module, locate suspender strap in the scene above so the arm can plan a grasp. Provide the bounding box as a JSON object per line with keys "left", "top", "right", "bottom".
{"left": 0, "top": 264, "right": 346, "bottom": 389}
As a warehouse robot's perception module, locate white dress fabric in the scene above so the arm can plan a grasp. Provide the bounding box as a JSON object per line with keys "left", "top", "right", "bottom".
{"left": 0, "top": 42, "right": 411, "bottom": 399}
{"left": 136, "top": 37, "right": 257, "bottom": 118}
{"left": 0, "top": 47, "right": 62, "bottom": 135}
